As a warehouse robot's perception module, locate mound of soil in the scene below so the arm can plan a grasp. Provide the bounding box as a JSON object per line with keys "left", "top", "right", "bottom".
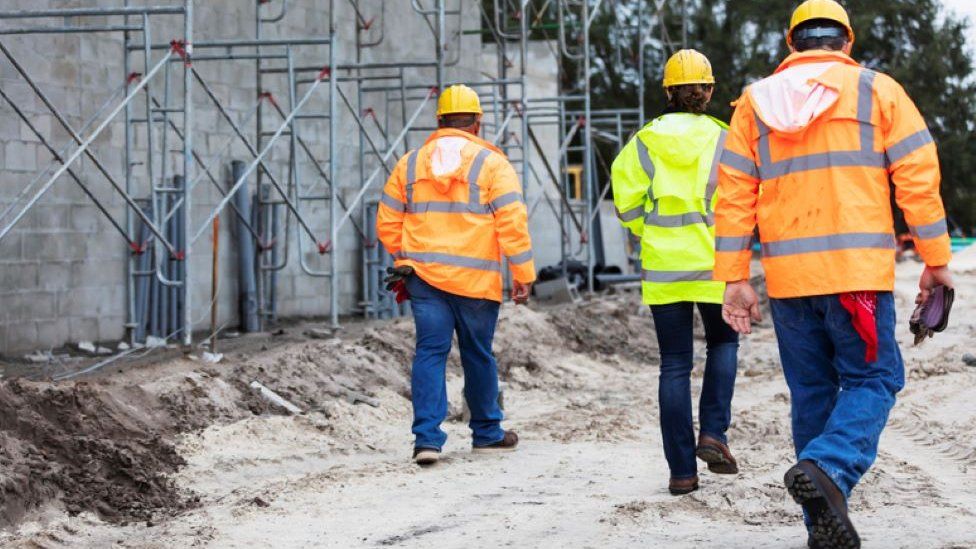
{"left": 0, "top": 380, "right": 188, "bottom": 527}
{"left": 0, "top": 293, "right": 655, "bottom": 530}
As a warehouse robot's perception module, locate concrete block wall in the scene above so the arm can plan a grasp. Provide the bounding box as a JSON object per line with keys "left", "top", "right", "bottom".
{"left": 0, "top": 0, "right": 543, "bottom": 354}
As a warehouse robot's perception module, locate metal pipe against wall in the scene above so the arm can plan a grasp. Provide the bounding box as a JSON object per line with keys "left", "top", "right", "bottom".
{"left": 181, "top": 0, "right": 194, "bottom": 348}
{"left": 232, "top": 161, "right": 260, "bottom": 332}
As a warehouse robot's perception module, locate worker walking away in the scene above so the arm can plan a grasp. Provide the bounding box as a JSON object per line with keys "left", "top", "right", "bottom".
{"left": 611, "top": 49, "right": 740, "bottom": 496}
{"left": 715, "top": 1, "right": 953, "bottom": 547}
{"left": 376, "top": 84, "right": 536, "bottom": 466}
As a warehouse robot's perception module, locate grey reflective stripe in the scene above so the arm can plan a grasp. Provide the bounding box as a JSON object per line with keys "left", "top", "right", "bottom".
{"left": 616, "top": 205, "right": 644, "bottom": 222}
{"left": 490, "top": 191, "right": 522, "bottom": 212}
{"left": 645, "top": 210, "right": 713, "bottom": 228}
{"left": 761, "top": 232, "right": 895, "bottom": 257}
{"left": 410, "top": 201, "right": 492, "bottom": 214}
{"left": 758, "top": 150, "right": 886, "bottom": 180}
{"left": 858, "top": 69, "right": 877, "bottom": 152}
{"left": 715, "top": 235, "right": 753, "bottom": 252}
{"left": 380, "top": 192, "right": 405, "bottom": 213}
{"left": 721, "top": 149, "right": 759, "bottom": 179}
{"left": 909, "top": 218, "right": 948, "bottom": 240}
{"left": 508, "top": 249, "right": 533, "bottom": 265}
{"left": 705, "top": 130, "right": 728, "bottom": 211}
{"left": 405, "top": 150, "right": 418, "bottom": 210}
{"left": 755, "top": 114, "right": 772, "bottom": 166}
{"left": 396, "top": 251, "right": 501, "bottom": 272}
{"left": 635, "top": 138, "right": 656, "bottom": 200}
{"left": 642, "top": 269, "right": 715, "bottom": 283}
{"left": 466, "top": 148, "right": 492, "bottom": 205}
{"left": 886, "top": 129, "right": 934, "bottom": 165}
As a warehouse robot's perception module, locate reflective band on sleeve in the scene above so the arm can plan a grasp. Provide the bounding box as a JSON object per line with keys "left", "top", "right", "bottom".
{"left": 380, "top": 192, "right": 405, "bottom": 213}
{"left": 720, "top": 149, "right": 759, "bottom": 179}
{"left": 508, "top": 249, "right": 533, "bottom": 265}
{"left": 885, "top": 129, "right": 934, "bottom": 165}
{"left": 409, "top": 201, "right": 492, "bottom": 214}
{"left": 645, "top": 210, "right": 713, "bottom": 228}
{"left": 909, "top": 218, "right": 948, "bottom": 240}
{"left": 755, "top": 114, "right": 772, "bottom": 166}
{"left": 758, "top": 150, "right": 886, "bottom": 180}
{"left": 761, "top": 232, "right": 895, "bottom": 257}
{"left": 396, "top": 251, "right": 501, "bottom": 272}
{"left": 466, "top": 148, "right": 492, "bottom": 205}
{"left": 705, "top": 130, "right": 728, "bottom": 210}
{"left": 405, "top": 150, "right": 418, "bottom": 210}
{"left": 858, "top": 69, "right": 877, "bottom": 152}
{"left": 616, "top": 205, "right": 644, "bottom": 222}
{"left": 490, "top": 191, "right": 522, "bottom": 212}
{"left": 715, "top": 234, "right": 754, "bottom": 252}
{"left": 642, "top": 269, "right": 714, "bottom": 282}
{"left": 635, "top": 138, "right": 656, "bottom": 200}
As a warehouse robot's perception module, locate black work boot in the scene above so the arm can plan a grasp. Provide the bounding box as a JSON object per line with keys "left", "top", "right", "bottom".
{"left": 784, "top": 460, "right": 860, "bottom": 549}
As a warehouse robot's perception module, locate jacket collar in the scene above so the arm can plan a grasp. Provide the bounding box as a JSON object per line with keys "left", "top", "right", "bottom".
{"left": 774, "top": 50, "right": 861, "bottom": 74}
{"left": 425, "top": 128, "right": 504, "bottom": 155}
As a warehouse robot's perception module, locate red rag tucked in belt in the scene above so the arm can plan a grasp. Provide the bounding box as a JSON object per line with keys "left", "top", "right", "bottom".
{"left": 839, "top": 291, "right": 878, "bottom": 363}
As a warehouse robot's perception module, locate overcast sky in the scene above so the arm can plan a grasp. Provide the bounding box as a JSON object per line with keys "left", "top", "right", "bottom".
{"left": 941, "top": 0, "right": 976, "bottom": 47}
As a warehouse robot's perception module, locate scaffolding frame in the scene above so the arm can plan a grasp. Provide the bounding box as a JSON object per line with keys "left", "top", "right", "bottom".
{"left": 0, "top": 0, "right": 659, "bottom": 352}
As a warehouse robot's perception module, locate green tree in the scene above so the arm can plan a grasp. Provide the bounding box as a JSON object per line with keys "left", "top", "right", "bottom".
{"left": 558, "top": 0, "right": 976, "bottom": 233}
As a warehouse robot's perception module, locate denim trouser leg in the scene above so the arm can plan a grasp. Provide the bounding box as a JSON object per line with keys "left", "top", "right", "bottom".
{"left": 451, "top": 295, "right": 505, "bottom": 446}
{"left": 407, "top": 276, "right": 455, "bottom": 450}
{"left": 697, "top": 303, "right": 740, "bottom": 444}
{"left": 406, "top": 275, "right": 505, "bottom": 449}
{"left": 771, "top": 293, "right": 905, "bottom": 496}
{"left": 651, "top": 302, "right": 739, "bottom": 479}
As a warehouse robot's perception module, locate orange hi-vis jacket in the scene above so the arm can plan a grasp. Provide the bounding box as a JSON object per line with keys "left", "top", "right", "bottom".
{"left": 715, "top": 50, "right": 951, "bottom": 298}
{"left": 376, "top": 128, "right": 536, "bottom": 302}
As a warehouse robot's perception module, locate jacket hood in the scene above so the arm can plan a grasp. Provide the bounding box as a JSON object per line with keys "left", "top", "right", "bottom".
{"left": 638, "top": 113, "right": 727, "bottom": 167}
{"left": 420, "top": 128, "right": 504, "bottom": 193}
{"left": 747, "top": 50, "right": 860, "bottom": 136}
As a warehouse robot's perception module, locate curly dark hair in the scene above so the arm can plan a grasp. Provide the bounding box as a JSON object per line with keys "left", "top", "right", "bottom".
{"left": 666, "top": 84, "right": 713, "bottom": 114}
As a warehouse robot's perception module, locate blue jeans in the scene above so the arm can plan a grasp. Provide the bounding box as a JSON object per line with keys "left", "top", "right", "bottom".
{"left": 407, "top": 275, "right": 505, "bottom": 450}
{"left": 650, "top": 302, "right": 739, "bottom": 479}
{"left": 770, "top": 292, "right": 904, "bottom": 496}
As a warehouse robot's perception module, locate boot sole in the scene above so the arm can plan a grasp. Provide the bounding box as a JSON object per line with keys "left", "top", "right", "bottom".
{"left": 471, "top": 445, "right": 517, "bottom": 454}
{"left": 668, "top": 482, "right": 699, "bottom": 496}
{"left": 696, "top": 446, "right": 739, "bottom": 474}
{"left": 413, "top": 450, "right": 440, "bottom": 465}
{"left": 784, "top": 466, "right": 860, "bottom": 549}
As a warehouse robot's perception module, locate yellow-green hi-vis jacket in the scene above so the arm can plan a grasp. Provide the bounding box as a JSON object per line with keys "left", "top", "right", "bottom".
{"left": 611, "top": 112, "right": 729, "bottom": 305}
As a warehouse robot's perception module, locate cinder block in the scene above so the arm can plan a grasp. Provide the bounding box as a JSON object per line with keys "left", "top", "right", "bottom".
{"left": 38, "top": 261, "right": 72, "bottom": 290}
{"left": 97, "top": 315, "right": 125, "bottom": 343}
{"left": 0, "top": 262, "right": 38, "bottom": 289}
{"left": 4, "top": 291, "right": 57, "bottom": 321}
{"left": 68, "top": 316, "right": 99, "bottom": 343}
{"left": 0, "top": 233, "right": 23, "bottom": 262}
{"left": 5, "top": 321, "right": 38, "bottom": 353}
{"left": 5, "top": 141, "right": 37, "bottom": 172}
{"left": 35, "top": 318, "right": 69, "bottom": 349}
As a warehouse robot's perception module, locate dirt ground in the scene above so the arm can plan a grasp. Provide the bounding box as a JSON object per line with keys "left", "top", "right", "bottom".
{"left": 1, "top": 249, "right": 975, "bottom": 548}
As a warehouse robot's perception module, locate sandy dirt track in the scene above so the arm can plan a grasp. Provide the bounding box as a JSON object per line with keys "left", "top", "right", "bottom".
{"left": 2, "top": 250, "right": 975, "bottom": 548}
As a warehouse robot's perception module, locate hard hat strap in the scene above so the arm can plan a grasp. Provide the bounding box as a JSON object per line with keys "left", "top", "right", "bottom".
{"left": 792, "top": 25, "right": 848, "bottom": 41}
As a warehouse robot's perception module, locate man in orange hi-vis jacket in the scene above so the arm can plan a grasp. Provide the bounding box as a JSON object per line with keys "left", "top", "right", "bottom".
{"left": 714, "top": 1, "right": 953, "bottom": 547}
{"left": 377, "top": 84, "right": 535, "bottom": 466}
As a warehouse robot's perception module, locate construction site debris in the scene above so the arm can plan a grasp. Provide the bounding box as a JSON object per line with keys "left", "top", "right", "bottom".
{"left": 250, "top": 381, "right": 304, "bottom": 414}
{"left": 963, "top": 353, "right": 976, "bottom": 367}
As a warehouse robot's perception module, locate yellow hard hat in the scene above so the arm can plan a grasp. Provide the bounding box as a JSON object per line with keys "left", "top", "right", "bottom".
{"left": 662, "top": 49, "right": 715, "bottom": 88}
{"left": 437, "top": 84, "right": 483, "bottom": 117}
{"left": 788, "top": 0, "right": 854, "bottom": 47}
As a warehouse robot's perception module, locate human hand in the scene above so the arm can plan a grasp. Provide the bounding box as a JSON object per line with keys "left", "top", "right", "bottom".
{"left": 722, "top": 280, "right": 762, "bottom": 334}
{"left": 512, "top": 281, "right": 532, "bottom": 305}
{"left": 917, "top": 265, "right": 953, "bottom": 304}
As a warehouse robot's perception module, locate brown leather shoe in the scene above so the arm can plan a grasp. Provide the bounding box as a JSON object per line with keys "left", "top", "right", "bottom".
{"left": 668, "top": 475, "right": 699, "bottom": 495}
{"left": 472, "top": 430, "right": 518, "bottom": 453}
{"left": 785, "top": 460, "right": 860, "bottom": 549}
{"left": 696, "top": 433, "right": 739, "bottom": 474}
